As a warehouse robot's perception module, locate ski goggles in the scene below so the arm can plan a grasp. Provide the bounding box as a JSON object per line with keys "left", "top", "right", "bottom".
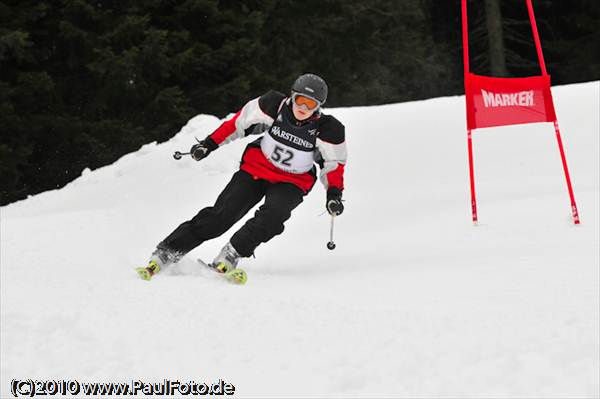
{"left": 292, "top": 93, "right": 321, "bottom": 110}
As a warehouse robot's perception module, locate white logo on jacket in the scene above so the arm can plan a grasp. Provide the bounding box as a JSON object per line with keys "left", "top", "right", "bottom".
{"left": 270, "top": 126, "right": 314, "bottom": 149}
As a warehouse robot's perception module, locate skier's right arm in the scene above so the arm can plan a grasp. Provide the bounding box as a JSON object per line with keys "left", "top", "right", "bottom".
{"left": 194, "top": 91, "right": 285, "bottom": 160}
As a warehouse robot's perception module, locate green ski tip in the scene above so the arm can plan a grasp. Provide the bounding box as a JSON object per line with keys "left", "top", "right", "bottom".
{"left": 135, "top": 261, "right": 160, "bottom": 281}
{"left": 135, "top": 267, "right": 153, "bottom": 281}
{"left": 224, "top": 268, "right": 247, "bottom": 285}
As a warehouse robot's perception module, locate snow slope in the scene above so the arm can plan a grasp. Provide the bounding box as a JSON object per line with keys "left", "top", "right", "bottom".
{"left": 1, "top": 82, "right": 598, "bottom": 398}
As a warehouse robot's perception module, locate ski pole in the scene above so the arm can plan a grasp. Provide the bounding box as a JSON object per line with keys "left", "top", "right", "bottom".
{"left": 327, "top": 215, "right": 336, "bottom": 250}
{"left": 173, "top": 151, "right": 191, "bottom": 160}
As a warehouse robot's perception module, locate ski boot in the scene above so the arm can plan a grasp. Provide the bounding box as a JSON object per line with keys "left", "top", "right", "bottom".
{"left": 136, "top": 248, "right": 178, "bottom": 281}
{"left": 211, "top": 242, "right": 247, "bottom": 285}
{"left": 135, "top": 260, "right": 161, "bottom": 281}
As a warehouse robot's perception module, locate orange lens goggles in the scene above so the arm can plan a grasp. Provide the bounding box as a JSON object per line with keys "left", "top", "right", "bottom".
{"left": 293, "top": 94, "right": 320, "bottom": 110}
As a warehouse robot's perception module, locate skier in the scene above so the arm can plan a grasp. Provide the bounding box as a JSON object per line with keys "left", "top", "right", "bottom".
{"left": 136, "top": 73, "right": 347, "bottom": 283}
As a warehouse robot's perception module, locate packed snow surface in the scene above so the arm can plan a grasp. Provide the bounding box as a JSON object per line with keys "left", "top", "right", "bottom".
{"left": 2, "top": 82, "right": 599, "bottom": 398}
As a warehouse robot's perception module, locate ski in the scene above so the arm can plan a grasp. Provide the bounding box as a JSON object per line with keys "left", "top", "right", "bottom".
{"left": 135, "top": 259, "right": 246, "bottom": 284}
{"left": 197, "top": 258, "right": 247, "bottom": 285}
{"left": 135, "top": 267, "right": 152, "bottom": 281}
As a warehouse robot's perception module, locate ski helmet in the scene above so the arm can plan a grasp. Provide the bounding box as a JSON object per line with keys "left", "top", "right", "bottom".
{"left": 291, "top": 73, "right": 328, "bottom": 105}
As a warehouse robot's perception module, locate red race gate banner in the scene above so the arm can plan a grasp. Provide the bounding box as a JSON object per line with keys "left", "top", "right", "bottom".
{"left": 461, "top": 0, "right": 580, "bottom": 225}
{"left": 465, "top": 73, "right": 556, "bottom": 130}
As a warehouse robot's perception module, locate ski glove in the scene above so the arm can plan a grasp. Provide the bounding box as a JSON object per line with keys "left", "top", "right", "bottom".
{"left": 326, "top": 188, "right": 344, "bottom": 216}
{"left": 190, "top": 138, "right": 217, "bottom": 161}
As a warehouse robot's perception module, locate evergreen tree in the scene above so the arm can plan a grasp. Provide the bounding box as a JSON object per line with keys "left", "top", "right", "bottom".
{"left": 1, "top": 0, "right": 598, "bottom": 205}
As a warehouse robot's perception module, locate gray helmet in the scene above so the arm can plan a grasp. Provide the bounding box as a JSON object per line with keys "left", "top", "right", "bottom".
{"left": 291, "top": 73, "right": 328, "bottom": 104}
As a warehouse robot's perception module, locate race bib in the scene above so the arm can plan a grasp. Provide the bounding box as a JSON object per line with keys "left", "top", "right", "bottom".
{"left": 261, "top": 131, "right": 315, "bottom": 174}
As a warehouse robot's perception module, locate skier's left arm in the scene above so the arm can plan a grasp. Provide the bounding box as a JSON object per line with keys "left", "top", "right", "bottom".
{"left": 316, "top": 117, "right": 347, "bottom": 216}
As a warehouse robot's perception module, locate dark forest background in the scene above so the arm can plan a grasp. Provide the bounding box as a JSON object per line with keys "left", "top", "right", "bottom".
{"left": 1, "top": 0, "right": 598, "bottom": 205}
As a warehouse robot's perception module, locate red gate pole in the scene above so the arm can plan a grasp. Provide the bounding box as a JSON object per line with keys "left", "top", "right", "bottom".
{"left": 462, "top": 0, "right": 478, "bottom": 224}
{"left": 467, "top": 129, "right": 478, "bottom": 223}
{"left": 552, "top": 120, "right": 580, "bottom": 224}
{"left": 526, "top": 0, "right": 548, "bottom": 76}
{"left": 526, "top": 0, "right": 580, "bottom": 224}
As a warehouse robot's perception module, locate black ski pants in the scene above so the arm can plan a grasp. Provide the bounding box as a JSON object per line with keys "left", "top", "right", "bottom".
{"left": 159, "top": 170, "right": 305, "bottom": 258}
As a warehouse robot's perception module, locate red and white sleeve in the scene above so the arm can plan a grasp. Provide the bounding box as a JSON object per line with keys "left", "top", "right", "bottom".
{"left": 208, "top": 97, "right": 275, "bottom": 146}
